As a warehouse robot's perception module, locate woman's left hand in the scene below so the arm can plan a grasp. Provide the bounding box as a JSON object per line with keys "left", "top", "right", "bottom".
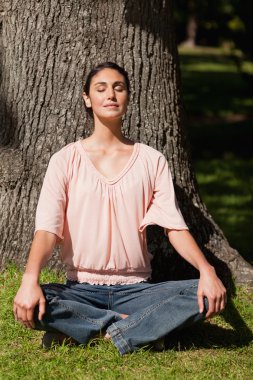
{"left": 197, "top": 266, "right": 227, "bottom": 319}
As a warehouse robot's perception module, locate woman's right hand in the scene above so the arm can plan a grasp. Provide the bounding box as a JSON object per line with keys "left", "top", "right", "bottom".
{"left": 13, "top": 280, "right": 46, "bottom": 329}
{"left": 13, "top": 231, "right": 56, "bottom": 329}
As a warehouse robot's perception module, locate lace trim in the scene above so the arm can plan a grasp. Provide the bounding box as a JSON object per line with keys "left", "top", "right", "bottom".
{"left": 66, "top": 270, "right": 149, "bottom": 285}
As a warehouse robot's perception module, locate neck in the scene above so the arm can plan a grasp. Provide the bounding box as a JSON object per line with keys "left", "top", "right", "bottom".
{"left": 89, "top": 116, "right": 129, "bottom": 147}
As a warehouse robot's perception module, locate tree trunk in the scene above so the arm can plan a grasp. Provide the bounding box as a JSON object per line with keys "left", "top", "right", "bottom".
{"left": 1, "top": 0, "right": 252, "bottom": 289}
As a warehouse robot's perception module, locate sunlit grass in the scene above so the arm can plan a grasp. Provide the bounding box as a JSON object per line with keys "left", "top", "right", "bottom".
{"left": 181, "top": 62, "right": 237, "bottom": 72}
{"left": 242, "top": 60, "right": 253, "bottom": 74}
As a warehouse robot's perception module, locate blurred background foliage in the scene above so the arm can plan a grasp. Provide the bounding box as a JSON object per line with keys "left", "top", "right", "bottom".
{"left": 173, "top": 2, "right": 253, "bottom": 265}
{"left": 174, "top": 0, "right": 253, "bottom": 61}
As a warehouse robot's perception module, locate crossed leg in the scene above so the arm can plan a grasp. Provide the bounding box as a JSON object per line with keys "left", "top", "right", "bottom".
{"left": 34, "top": 279, "right": 207, "bottom": 355}
{"left": 106, "top": 279, "right": 208, "bottom": 355}
{"left": 34, "top": 282, "right": 123, "bottom": 344}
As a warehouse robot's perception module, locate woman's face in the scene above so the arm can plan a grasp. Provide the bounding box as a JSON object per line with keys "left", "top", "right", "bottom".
{"left": 83, "top": 68, "right": 129, "bottom": 122}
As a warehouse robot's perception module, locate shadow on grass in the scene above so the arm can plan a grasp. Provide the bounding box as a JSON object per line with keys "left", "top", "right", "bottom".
{"left": 162, "top": 299, "right": 253, "bottom": 352}
{"left": 189, "top": 119, "right": 253, "bottom": 160}
{"left": 193, "top": 158, "right": 253, "bottom": 264}
{"left": 177, "top": 50, "right": 253, "bottom": 263}
{"left": 179, "top": 50, "right": 253, "bottom": 159}
{"left": 179, "top": 53, "right": 253, "bottom": 118}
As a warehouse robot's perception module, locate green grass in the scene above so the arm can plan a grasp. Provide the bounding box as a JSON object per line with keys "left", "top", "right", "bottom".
{"left": 178, "top": 46, "right": 253, "bottom": 265}
{"left": 179, "top": 46, "right": 253, "bottom": 118}
{"left": 0, "top": 266, "right": 252, "bottom": 380}
{"left": 195, "top": 158, "right": 253, "bottom": 264}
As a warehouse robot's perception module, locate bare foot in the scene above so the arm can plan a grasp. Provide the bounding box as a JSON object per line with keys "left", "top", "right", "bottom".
{"left": 104, "top": 313, "right": 129, "bottom": 340}
{"left": 104, "top": 333, "right": 111, "bottom": 340}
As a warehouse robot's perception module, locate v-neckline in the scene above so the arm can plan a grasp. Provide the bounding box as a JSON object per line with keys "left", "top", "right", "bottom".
{"left": 76, "top": 140, "right": 139, "bottom": 185}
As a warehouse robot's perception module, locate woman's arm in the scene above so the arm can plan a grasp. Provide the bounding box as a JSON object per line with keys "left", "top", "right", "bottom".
{"left": 167, "top": 229, "right": 227, "bottom": 318}
{"left": 13, "top": 230, "right": 56, "bottom": 329}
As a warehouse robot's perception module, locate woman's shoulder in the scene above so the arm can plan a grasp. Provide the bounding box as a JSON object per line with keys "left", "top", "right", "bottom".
{"left": 50, "top": 141, "right": 80, "bottom": 161}
{"left": 53, "top": 141, "right": 77, "bottom": 155}
{"left": 46, "top": 141, "right": 82, "bottom": 175}
{"left": 139, "top": 142, "right": 166, "bottom": 161}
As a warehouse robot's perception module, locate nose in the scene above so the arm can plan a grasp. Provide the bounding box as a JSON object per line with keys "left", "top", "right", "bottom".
{"left": 106, "top": 86, "right": 116, "bottom": 99}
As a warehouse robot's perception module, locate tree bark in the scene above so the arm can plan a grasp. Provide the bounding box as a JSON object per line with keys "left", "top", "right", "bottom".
{"left": 1, "top": 0, "right": 252, "bottom": 289}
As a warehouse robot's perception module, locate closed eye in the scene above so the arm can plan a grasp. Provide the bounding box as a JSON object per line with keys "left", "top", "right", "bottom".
{"left": 114, "top": 86, "right": 124, "bottom": 92}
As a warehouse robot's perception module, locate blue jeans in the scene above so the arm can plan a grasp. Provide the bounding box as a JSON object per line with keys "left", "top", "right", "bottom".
{"left": 34, "top": 279, "right": 208, "bottom": 355}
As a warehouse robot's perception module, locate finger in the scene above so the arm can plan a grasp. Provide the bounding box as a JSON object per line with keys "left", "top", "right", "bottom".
{"left": 13, "top": 304, "right": 18, "bottom": 321}
{"left": 220, "top": 293, "right": 227, "bottom": 312}
{"left": 16, "top": 305, "right": 30, "bottom": 327}
{"left": 218, "top": 292, "right": 227, "bottom": 313}
{"left": 38, "top": 299, "right": 46, "bottom": 321}
{"left": 16, "top": 306, "right": 24, "bottom": 323}
{"left": 223, "top": 290, "right": 227, "bottom": 307}
{"left": 197, "top": 294, "right": 204, "bottom": 314}
{"left": 215, "top": 298, "right": 221, "bottom": 314}
{"left": 205, "top": 298, "right": 215, "bottom": 319}
{"left": 20, "top": 307, "right": 29, "bottom": 325}
{"left": 26, "top": 308, "right": 35, "bottom": 329}
{"left": 22, "top": 321, "right": 33, "bottom": 329}
{"left": 19, "top": 308, "right": 34, "bottom": 329}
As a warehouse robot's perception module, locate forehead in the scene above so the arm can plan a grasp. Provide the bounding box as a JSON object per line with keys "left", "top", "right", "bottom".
{"left": 91, "top": 68, "right": 126, "bottom": 85}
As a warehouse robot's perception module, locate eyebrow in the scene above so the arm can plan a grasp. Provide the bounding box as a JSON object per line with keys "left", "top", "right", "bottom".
{"left": 94, "top": 81, "right": 126, "bottom": 87}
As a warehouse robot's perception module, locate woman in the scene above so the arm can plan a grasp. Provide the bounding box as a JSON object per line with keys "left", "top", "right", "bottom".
{"left": 13, "top": 62, "right": 226, "bottom": 355}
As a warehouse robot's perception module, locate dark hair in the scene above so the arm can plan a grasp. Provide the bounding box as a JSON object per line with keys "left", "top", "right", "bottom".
{"left": 83, "top": 62, "right": 130, "bottom": 118}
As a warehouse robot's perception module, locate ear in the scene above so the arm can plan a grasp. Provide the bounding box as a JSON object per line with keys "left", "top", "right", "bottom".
{"left": 83, "top": 92, "right": 92, "bottom": 108}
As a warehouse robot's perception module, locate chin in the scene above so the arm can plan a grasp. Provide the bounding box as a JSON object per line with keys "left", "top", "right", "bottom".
{"left": 96, "top": 114, "right": 124, "bottom": 123}
{"left": 101, "top": 111, "right": 125, "bottom": 119}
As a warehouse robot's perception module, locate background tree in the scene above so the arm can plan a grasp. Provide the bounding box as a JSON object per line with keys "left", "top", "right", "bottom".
{"left": 177, "top": 0, "right": 198, "bottom": 48}
{"left": 174, "top": 0, "right": 253, "bottom": 61}
{"left": 0, "top": 0, "right": 252, "bottom": 287}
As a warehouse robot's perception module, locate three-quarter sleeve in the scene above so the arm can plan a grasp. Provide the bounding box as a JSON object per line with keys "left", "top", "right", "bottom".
{"left": 138, "top": 154, "right": 188, "bottom": 234}
{"left": 34, "top": 153, "right": 67, "bottom": 242}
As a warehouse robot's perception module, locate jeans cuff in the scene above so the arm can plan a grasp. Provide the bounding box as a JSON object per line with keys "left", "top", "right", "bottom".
{"left": 106, "top": 323, "right": 132, "bottom": 355}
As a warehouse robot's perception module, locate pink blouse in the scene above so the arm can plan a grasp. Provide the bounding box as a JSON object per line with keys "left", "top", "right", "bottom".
{"left": 35, "top": 140, "right": 188, "bottom": 285}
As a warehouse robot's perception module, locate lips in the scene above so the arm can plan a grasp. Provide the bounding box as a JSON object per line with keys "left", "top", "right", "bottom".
{"left": 104, "top": 104, "right": 119, "bottom": 107}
